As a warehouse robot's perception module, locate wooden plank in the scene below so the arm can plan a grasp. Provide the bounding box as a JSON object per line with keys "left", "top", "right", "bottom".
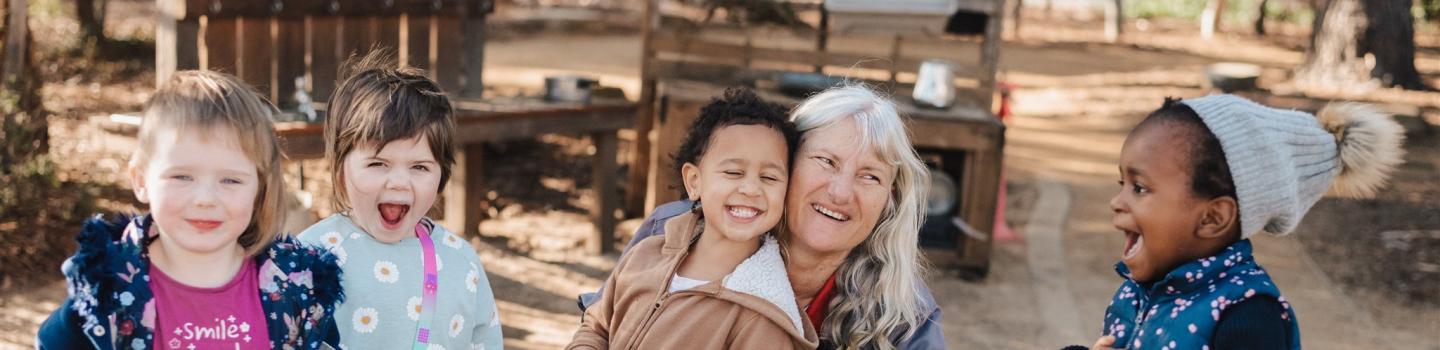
{"left": 589, "top": 132, "right": 619, "bottom": 254}
{"left": 907, "top": 115, "right": 1003, "bottom": 152}
{"left": 403, "top": 13, "right": 431, "bottom": 71}
{"left": 308, "top": 16, "right": 341, "bottom": 103}
{"left": 450, "top": 107, "right": 636, "bottom": 144}
{"left": 155, "top": 0, "right": 199, "bottom": 86}
{"left": 182, "top": 0, "right": 485, "bottom": 19}
{"left": 375, "top": 15, "right": 401, "bottom": 56}
{"left": 648, "top": 33, "right": 959, "bottom": 77}
{"left": 460, "top": 8, "right": 486, "bottom": 97}
{"left": 627, "top": 0, "right": 659, "bottom": 215}
{"left": 276, "top": 17, "right": 307, "bottom": 110}
{"left": 433, "top": 16, "right": 463, "bottom": 94}
{"left": 977, "top": 0, "right": 1006, "bottom": 108}
{"left": 338, "top": 16, "right": 375, "bottom": 60}
{"left": 237, "top": 17, "right": 275, "bottom": 101}
{"left": 202, "top": 17, "right": 240, "bottom": 75}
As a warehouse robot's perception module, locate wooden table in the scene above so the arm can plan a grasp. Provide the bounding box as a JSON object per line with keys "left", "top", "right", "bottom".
{"left": 109, "top": 96, "right": 637, "bottom": 254}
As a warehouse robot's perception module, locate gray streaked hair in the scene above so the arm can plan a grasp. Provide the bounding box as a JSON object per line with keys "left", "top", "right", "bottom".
{"left": 789, "top": 84, "right": 930, "bottom": 349}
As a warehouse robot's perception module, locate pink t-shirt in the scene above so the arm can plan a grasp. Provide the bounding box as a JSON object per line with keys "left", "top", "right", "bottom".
{"left": 149, "top": 257, "right": 270, "bottom": 350}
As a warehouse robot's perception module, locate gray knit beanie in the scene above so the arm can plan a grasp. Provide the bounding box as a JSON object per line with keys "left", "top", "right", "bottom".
{"left": 1180, "top": 94, "right": 1405, "bottom": 238}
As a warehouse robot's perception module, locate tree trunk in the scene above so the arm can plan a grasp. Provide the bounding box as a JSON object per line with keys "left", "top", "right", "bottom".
{"left": 0, "top": 0, "right": 44, "bottom": 172}
{"left": 1296, "top": 0, "right": 1428, "bottom": 91}
{"left": 75, "top": 0, "right": 106, "bottom": 48}
{"left": 1103, "top": 0, "right": 1122, "bottom": 42}
{"left": 1200, "top": 0, "right": 1226, "bottom": 39}
{"left": 1254, "top": 0, "right": 1268, "bottom": 35}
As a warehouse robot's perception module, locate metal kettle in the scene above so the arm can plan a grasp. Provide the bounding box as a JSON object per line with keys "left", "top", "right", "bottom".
{"left": 913, "top": 59, "right": 957, "bottom": 109}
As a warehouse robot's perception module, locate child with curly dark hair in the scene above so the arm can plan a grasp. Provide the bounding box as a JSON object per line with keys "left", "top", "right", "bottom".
{"left": 568, "top": 87, "right": 816, "bottom": 349}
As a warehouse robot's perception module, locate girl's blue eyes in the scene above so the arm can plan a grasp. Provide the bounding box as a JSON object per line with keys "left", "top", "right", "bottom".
{"left": 170, "top": 174, "right": 242, "bottom": 185}
{"left": 369, "top": 162, "right": 431, "bottom": 172}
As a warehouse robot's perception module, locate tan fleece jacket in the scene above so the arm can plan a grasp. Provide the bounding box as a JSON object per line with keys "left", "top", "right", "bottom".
{"left": 568, "top": 212, "right": 820, "bottom": 350}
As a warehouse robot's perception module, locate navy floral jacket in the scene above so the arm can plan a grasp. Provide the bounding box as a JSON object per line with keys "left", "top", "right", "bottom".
{"left": 36, "top": 214, "right": 344, "bottom": 350}
{"left": 1102, "top": 239, "right": 1301, "bottom": 349}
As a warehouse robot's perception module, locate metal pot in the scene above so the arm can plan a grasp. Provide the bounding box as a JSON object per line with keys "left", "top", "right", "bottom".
{"left": 544, "top": 75, "right": 599, "bottom": 103}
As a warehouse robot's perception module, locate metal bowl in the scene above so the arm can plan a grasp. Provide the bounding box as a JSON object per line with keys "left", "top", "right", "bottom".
{"left": 1204, "top": 62, "right": 1263, "bottom": 93}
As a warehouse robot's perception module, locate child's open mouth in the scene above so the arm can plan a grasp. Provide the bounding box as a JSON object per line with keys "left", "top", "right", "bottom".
{"left": 378, "top": 203, "right": 410, "bottom": 229}
{"left": 1122, "top": 230, "right": 1143, "bottom": 259}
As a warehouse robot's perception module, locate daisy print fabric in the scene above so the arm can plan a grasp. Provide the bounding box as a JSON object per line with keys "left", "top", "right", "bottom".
{"left": 299, "top": 214, "right": 505, "bottom": 349}
{"left": 1101, "top": 240, "right": 1301, "bottom": 349}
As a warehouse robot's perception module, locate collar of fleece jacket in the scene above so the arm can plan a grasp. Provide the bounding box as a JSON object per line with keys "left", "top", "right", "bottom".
{"left": 1102, "top": 239, "right": 1301, "bottom": 350}
{"left": 662, "top": 212, "right": 812, "bottom": 338}
{"left": 60, "top": 214, "right": 344, "bottom": 350}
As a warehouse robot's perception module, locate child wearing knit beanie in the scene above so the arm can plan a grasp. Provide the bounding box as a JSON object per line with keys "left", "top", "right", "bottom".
{"left": 1083, "top": 94, "right": 1406, "bottom": 349}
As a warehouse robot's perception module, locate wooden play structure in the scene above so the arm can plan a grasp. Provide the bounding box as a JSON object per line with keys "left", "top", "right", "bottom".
{"left": 629, "top": 0, "right": 1008, "bottom": 276}
{"left": 151, "top": 0, "right": 636, "bottom": 253}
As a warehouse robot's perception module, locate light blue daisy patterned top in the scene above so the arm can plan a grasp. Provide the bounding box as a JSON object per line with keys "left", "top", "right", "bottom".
{"left": 298, "top": 214, "right": 504, "bottom": 350}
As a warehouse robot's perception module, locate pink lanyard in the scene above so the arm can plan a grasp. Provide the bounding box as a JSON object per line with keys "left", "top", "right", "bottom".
{"left": 412, "top": 222, "right": 440, "bottom": 348}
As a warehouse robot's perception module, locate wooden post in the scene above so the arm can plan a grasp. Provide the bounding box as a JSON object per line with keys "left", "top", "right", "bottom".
{"left": 276, "top": 17, "right": 307, "bottom": 110}
{"left": 238, "top": 17, "right": 275, "bottom": 100}
{"left": 403, "top": 14, "right": 432, "bottom": 72}
{"left": 434, "top": 15, "right": 464, "bottom": 95}
{"left": 978, "top": 0, "right": 1005, "bottom": 108}
{"left": 444, "top": 143, "right": 485, "bottom": 237}
{"left": 2, "top": 0, "right": 23, "bottom": 84}
{"left": 589, "top": 132, "right": 619, "bottom": 254}
{"left": 1006, "top": 0, "right": 1023, "bottom": 40}
{"left": 460, "top": 0, "right": 488, "bottom": 98}
{"left": 155, "top": 0, "right": 198, "bottom": 86}
{"left": 888, "top": 34, "right": 902, "bottom": 86}
{"left": 625, "top": 0, "right": 660, "bottom": 216}
{"left": 308, "top": 15, "right": 341, "bottom": 102}
{"left": 814, "top": 5, "right": 828, "bottom": 73}
{"left": 958, "top": 139, "right": 1003, "bottom": 277}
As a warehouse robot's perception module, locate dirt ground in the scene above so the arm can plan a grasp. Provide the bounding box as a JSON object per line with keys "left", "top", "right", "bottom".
{"left": 4, "top": 3, "right": 1440, "bottom": 349}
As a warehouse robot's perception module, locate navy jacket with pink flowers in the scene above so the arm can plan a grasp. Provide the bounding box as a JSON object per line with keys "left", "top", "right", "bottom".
{"left": 1102, "top": 239, "right": 1300, "bottom": 349}
{"left": 36, "top": 214, "right": 344, "bottom": 350}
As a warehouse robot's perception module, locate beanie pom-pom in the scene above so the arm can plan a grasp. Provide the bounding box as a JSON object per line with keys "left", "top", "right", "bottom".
{"left": 1316, "top": 102, "right": 1406, "bottom": 198}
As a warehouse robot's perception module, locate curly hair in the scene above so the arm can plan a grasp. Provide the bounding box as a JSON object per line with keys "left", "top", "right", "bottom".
{"left": 671, "top": 87, "right": 801, "bottom": 186}
{"left": 1135, "top": 98, "right": 1236, "bottom": 201}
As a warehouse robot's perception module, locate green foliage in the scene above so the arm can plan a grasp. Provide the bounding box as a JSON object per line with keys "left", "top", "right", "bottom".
{"left": 0, "top": 155, "right": 99, "bottom": 289}
{"left": 1123, "top": 0, "right": 1315, "bottom": 26}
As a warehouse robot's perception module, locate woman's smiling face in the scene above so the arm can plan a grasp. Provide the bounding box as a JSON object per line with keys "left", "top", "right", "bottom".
{"left": 784, "top": 118, "right": 896, "bottom": 257}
